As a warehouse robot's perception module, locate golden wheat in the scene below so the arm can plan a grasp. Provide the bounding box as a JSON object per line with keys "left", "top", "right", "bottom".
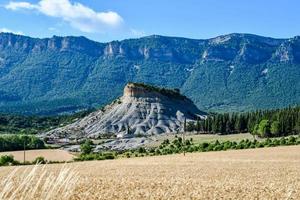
{"left": 0, "top": 145, "right": 300, "bottom": 199}
{"left": 0, "top": 149, "right": 75, "bottom": 162}
{"left": 0, "top": 164, "right": 79, "bottom": 200}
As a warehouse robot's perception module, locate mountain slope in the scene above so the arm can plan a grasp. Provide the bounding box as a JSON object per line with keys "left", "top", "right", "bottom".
{"left": 0, "top": 33, "right": 299, "bottom": 114}
{"left": 43, "top": 83, "right": 205, "bottom": 139}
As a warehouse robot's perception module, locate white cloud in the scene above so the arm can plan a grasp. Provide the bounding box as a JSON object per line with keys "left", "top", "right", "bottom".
{"left": 0, "top": 27, "right": 24, "bottom": 35}
{"left": 130, "top": 29, "right": 146, "bottom": 37}
{"left": 5, "top": 1, "right": 37, "bottom": 10}
{"left": 5, "top": 0, "right": 124, "bottom": 33}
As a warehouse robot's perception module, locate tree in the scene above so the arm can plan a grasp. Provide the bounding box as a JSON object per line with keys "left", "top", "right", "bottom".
{"left": 195, "top": 118, "right": 201, "bottom": 133}
{"left": 80, "top": 140, "right": 93, "bottom": 155}
{"left": 0, "top": 155, "right": 16, "bottom": 166}
{"left": 33, "top": 156, "right": 47, "bottom": 164}
{"left": 271, "top": 121, "right": 280, "bottom": 136}
{"left": 258, "top": 120, "right": 271, "bottom": 138}
{"left": 186, "top": 121, "right": 195, "bottom": 132}
{"left": 251, "top": 124, "right": 259, "bottom": 139}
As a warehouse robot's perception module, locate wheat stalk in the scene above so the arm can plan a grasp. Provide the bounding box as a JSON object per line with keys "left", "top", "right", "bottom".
{"left": 0, "top": 164, "right": 79, "bottom": 200}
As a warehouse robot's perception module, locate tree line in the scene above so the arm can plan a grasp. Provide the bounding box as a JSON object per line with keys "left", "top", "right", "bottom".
{"left": 187, "top": 106, "right": 300, "bottom": 137}
{"left": 0, "top": 135, "right": 45, "bottom": 152}
{"left": 0, "top": 109, "right": 92, "bottom": 134}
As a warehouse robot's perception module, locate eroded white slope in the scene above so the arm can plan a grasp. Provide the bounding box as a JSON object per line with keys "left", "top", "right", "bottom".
{"left": 44, "top": 83, "right": 205, "bottom": 139}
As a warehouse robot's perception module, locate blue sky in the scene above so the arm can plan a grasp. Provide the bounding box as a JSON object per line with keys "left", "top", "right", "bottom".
{"left": 0, "top": 0, "right": 299, "bottom": 42}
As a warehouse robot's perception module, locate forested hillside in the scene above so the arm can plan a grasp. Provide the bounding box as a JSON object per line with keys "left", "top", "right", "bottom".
{"left": 187, "top": 106, "right": 300, "bottom": 137}
{"left": 0, "top": 33, "right": 299, "bottom": 115}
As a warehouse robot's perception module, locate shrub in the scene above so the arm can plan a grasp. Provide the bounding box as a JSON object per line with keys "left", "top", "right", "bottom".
{"left": 103, "top": 152, "right": 115, "bottom": 160}
{"left": 272, "top": 139, "right": 280, "bottom": 146}
{"left": 33, "top": 156, "right": 47, "bottom": 164}
{"left": 256, "top": 143, "right": 264, "bottom": 148}
{"left": 138, "top": 147, "right": 146, "bottom": 154}
{"left": 0, "top": 155, "right": 17, "bottom": 166}
{"left": 125, "top": 152, "right": 131, "bottom": 158}
{"left": 155, "top": 149, "right": 161, "bottom": 155}
{"left": 280, "top": 137, "right": 286, "bottom": 145}
{"left": 288, "top": 136, "right": 296, "bottom": 145}
{"left": 80, "top": 139, "right": 93, "bottom": 155}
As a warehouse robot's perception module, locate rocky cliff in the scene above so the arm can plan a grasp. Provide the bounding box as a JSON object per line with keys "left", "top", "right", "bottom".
{"left": 0, "top": 33, "right": 299, "bottom": 114}
{"left": 43, "top": 83, "right": 206, "bottom": 139}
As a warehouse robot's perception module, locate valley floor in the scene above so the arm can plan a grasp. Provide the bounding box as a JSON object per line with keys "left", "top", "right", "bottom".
{"left": 0, "top": 145, "right": 300, "bottom": 199}
{"left": 0, "top": 149, "right": 75, "bottom": 162}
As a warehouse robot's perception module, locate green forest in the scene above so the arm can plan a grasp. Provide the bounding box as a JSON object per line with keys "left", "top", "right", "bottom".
{"left": 0, "top": 110, "right": 93, "bottom": 135}
{"left": 0, "top": 106, "right": 299, "bottom": 139}
{"left": 187, "top": 106, "right": 300, "bottom": 137}
{"left": 0, "top": 134, "right": 45, "bottom": 152}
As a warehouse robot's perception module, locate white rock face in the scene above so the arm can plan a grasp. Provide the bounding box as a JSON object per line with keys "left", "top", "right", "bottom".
{"left": 261, "top": 68, "right": 268, "bottom": 75}
{"left": 43, "top": 83, "right": 205, "bottom": 139}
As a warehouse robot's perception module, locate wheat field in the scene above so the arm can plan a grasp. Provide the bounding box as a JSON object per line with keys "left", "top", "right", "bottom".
{"left": 0, "top": 145, "right": 300, "bottom": 199}
{"left": 0, "top": 149, "right": 75, "bottom": 162}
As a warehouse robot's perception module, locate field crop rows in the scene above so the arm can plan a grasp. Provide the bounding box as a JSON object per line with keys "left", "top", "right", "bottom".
{"left": 0, "top": 145, "right": 300, "bottom": 199}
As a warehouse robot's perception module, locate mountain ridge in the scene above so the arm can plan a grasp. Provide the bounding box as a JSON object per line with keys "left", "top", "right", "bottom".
{"left": 0, "top": 32, "right": 299, "bottom": 115}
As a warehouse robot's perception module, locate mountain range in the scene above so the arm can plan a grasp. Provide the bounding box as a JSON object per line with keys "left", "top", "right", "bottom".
{"left": 0, "top": 32, "right": 299, "bottom": 115}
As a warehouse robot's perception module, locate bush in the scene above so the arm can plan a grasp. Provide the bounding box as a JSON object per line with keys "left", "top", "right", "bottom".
{"left": 272, "top": 139, "right": 280, "bottom": 146}
{"left": 125, "top": 152, "right": 131, "bottom": 158}
{"left": 102, "top": 152, "right": 115, "bottom": 160}
{"left": 155, "top": 149, "right": 161, "bottom": 155}
{"left": 288, "top": 136, "right": 296, "bottom": 145}
{"left": 0, "top": 155, "right": 17, "bottom": 166}
{"left": 256, "top": 143, "right": 264, "bottom": 148}
{"left": 138, "top": 147, "right": 146, "bottom": 154}
{"left": 280, "top": 137, "right": 286, "bottom": 145}
{"left": 80, "top": 140, "right": 93, "bottom": 155}
{"left": 33, "top": 156, "right": 47, "bottom": 164}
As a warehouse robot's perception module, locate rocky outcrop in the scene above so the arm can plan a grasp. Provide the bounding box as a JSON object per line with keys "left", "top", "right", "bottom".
{"left": 0, "top": 32, "right": 299, "bottom": 115}
{"left": 42, "top": 83, "right": 206, "bottom": 139}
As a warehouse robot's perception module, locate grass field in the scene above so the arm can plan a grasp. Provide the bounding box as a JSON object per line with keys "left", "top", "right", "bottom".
{"left": 0, "top": 145, "right": 299, "bottom": 199}
{"left": 0, "top": 149, "right": 75, "bottom": 162}
{"left": 145, "top": 133, "right": 254, "bottom": 147}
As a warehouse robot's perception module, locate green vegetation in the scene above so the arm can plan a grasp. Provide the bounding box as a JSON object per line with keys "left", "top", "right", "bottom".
{"left": 0, "top": 109, "right": 92, "bottom": 134}
{"left": 1, "top": 135, "right": 299, "bottom": 166}
{"left": 128, "top": 82, "right": 187, "bottom": 100}
{"left": 0, "top": 33, "right": 299, "bottom": 115}
{"left": 0, "top": 135, "right": 45, "bottom": 152}
{"left": 32, "top": 156, "right": 47, "bottom": 164}
{"left": 77, "top": 135, "right": 300, "bottom": 161}
{"left": 146, "top": 136, "right": 300, "bottom": 156}
{"left": 0, "top": 155, "right": 63, "bottom": 166}
{"left": 75, "top": 152, "right": 116, "bottom": 161}
{"left": 0, "top": 155, "right": 19, "bottom": 166}
{"left": 188, "top": 106, "right": 300, "bottom": 137}
{"left": 80, "top": 140, "right": 93, "bottom": 155}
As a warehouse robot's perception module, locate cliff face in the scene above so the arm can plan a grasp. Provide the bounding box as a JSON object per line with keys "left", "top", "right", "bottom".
{"left": 43, "top": 83, "right": 206, "bottom": 139}
{"left": 0, "top": 33, "right": 299, "bottom": 115}
{"left": 123, "top": 83, "right": 156, "bottom": 98}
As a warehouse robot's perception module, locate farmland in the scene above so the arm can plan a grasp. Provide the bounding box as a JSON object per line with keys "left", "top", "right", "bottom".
{"left": 0, "top": 149, "right": 75, "bottom": 162}
{"left": 0, "top": 145, "right": 300, "bottom": 199}
{"left": 145, "top": 133, "right": 254, "bottom": 148}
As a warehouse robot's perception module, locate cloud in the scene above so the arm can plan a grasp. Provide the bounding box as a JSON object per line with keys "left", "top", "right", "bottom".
{"left": 5, "top": 1, "right": 37, "bottom": 10}
{"left": 0, "top": 27, "right": 24, "bottom": 35}
{"left": 5, "top": 0, "right": 124, "bottom": 33}
{"left": 130, "top": 29, "right": 146, "bottom": 38}
{"left": 48, "top": 27, "right": 58, "bottom": 31}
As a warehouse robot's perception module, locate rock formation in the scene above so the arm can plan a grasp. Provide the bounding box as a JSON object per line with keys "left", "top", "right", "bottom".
{"left": 43, "top": 83, "right": 206, "bottom": 139}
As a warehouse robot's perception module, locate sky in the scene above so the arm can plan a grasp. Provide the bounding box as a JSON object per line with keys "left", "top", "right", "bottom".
{"left": 0, "top": 0, "right": 299, "bottom": 42}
